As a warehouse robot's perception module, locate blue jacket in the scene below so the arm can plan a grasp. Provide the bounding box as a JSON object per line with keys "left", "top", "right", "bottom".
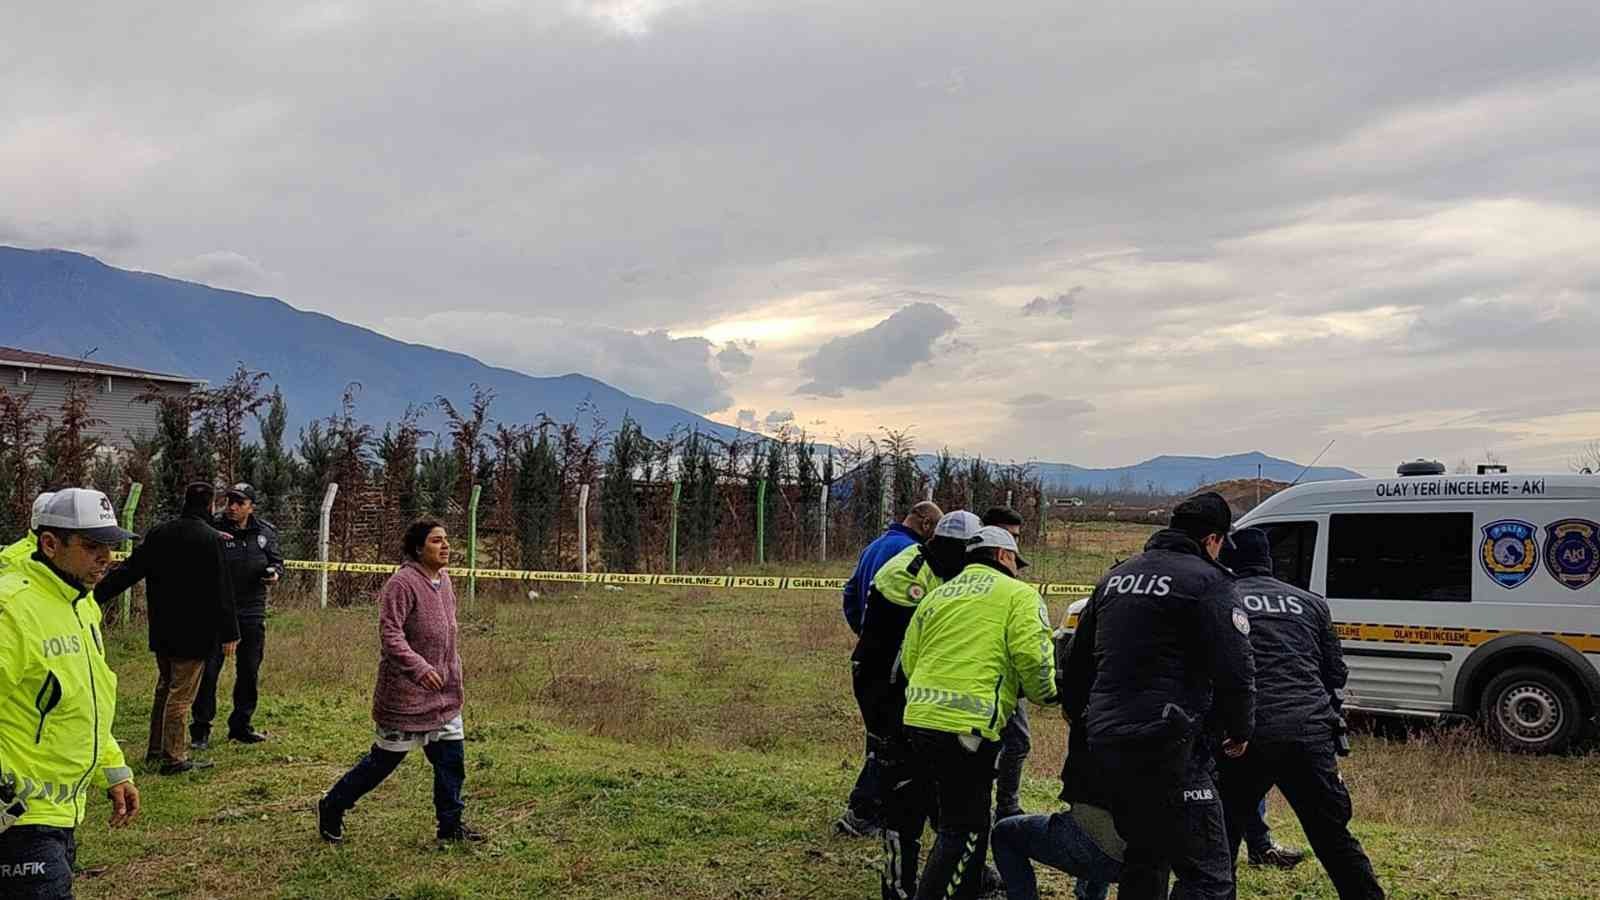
{"left": 842, "top": 523, "right": 921, "bottom": 635}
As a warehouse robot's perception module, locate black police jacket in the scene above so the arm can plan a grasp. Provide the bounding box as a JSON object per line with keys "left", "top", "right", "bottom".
{"left": 1060, "top": 529, "right": 1254, "bottom": 746}
{"left": 214, "top": 514, "right": 283, "bottom": 619}
{"left": 96, "top": 510, "right": 238, "bottom": 659}
{"left": 1231, "top": 570, "right": 1347, "bottom": 741}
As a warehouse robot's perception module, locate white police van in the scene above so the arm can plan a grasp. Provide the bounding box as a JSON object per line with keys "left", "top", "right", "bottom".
{"left": 1066, "top": 463, "right": 1600, "bottom": 753}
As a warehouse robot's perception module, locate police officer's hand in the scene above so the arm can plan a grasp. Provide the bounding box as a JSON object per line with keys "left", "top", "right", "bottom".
{"left": 108, "top": 781, "right": 140, "bottom": 828}
{"left": 263, "top": 569, "right": 280, "bottom": 585}
{"left": 1222, "top": 738, "right": 1249, "bottom": 758}
{"left": 222, "top": 640, "right": 239, "bottom": 657}
{"left": 420, "top": 669, "right": 446, "bottom": 691}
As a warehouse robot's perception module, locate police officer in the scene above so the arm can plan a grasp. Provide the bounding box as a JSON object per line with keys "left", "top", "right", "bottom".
{"left": 0, "top": 493, "right": 57, "bottom": 574}
{"left": 837, "top": 501, "right": 944, "bottom": 837}
{"left": 1059, "top": 492, "right": 1254, "bottom": 900}
{"left": 192, "top": 483, "right": 283, "bottom": 748}
{"left": 855, "top": 511, "right": 982, "bottom": 899}
{"left": 900, "top": 526, "right": 1058, "bottom": 899}
{"left": 982, "top": 505, "right": 1033, "bottom": 820}
{"left": 0, "top": 489, "right": 140, "bottom": 898}
{"left": 1216, "top": 528, "right": 1385, "bottom": 899}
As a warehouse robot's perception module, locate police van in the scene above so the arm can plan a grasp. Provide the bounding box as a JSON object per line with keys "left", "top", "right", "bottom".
{"left": 1068, "top": 464, "right": 1600, "bottom": 754}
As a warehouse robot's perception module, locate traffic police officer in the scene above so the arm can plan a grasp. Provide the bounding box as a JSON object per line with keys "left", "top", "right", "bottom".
{"left": 854, "top": 511, "right": 982, "bottom": 900}
{"left": 1216, "top": 527, "right": 1384, "bottom": 899}
{"left": 1060, "top": 492, "right": 1254, "bottom": 900}
{"left": 0, "top": 493, "right": 57, "bottom": 574}
{"left": 900, "top": 526, "right": 1058, "bottom": 899}
{"left": 0, "top": 489, "right": 140, "bottom": 898}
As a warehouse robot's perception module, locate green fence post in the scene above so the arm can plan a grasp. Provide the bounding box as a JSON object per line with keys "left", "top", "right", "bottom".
{"left": 467, "top": 484, "right": 481, "bottom": 609}
{"left": 756, "top": 478, "right": 767, "bottom": 566}
{"left": 669, "top": 480, "right": 681, "bottom": 574}
{"left": 117, "top": 482, "right": 142, "bottom": 623}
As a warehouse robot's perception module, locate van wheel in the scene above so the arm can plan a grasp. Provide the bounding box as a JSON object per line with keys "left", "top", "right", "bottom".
{"left": 1478, "top": 666, "right": 1583, "bottom": 754}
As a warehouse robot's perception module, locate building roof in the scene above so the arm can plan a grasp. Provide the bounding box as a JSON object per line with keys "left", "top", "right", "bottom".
{"left": 0, "top": 346, "right": 205, "bottom": 386}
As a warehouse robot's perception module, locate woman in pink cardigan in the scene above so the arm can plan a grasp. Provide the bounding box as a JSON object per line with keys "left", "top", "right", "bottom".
{"left": 317, "top": 519, "right": 482, "bottom": 843}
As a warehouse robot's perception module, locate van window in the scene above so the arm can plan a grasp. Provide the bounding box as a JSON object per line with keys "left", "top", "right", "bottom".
{"left": 1260, "top": 521, "right": 1318, "bottom": 591}
{"left": 1327, "top": 513, "right": 1473, "bottom": 602}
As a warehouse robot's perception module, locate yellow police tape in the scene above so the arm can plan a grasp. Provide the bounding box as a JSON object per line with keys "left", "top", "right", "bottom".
{"left": 109, "top": 552, "right": 1097, "bottom": 595}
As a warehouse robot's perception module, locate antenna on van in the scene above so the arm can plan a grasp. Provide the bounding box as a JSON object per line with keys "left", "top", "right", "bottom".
{"left": 1291, "top": 440, "right": 1336, "bottom": 487}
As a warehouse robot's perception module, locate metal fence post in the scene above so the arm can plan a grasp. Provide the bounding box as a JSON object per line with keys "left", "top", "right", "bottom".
{"left": 577, "top": 483, "right": 590, "bottom": 577}
{"left": 318, "top": 483, "right": 339, "bottom": 609}
{"left": 669, "top": 480, "right": 681, "bottom": 574}
{"left": 116, "top": 482, "right": 142, "bottom": 622}
{"left": 756, "top": 478, "right": 767, "bottom": 566}
{"left": 466, "top": 484, "right": 481, "bottom": 609}
{"left": 819, "top": 482, "right": 828, "bottom": 562}
{"left": 879, "top": 469, "right": 891, "bottom": 528}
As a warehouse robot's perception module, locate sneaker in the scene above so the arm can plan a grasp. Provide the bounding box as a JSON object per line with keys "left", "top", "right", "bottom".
{"left": 1248, "top": 843, "right": 1308, "bottom": 869}
{"left": 229, "top": 730, "right": 270, "bottom": 744}
{"left": 437, "top": 823, "right": 487, "bottom": 843}
{"left": 994, "top": 804, "right": 1026, "bottom": 821}
{"left": 317, "top": 796, "right": 345, "bottom": 843}
{"left": 190, "top": 736, "right": 210, "bottom": 751}
{"left": 832, "top": 808, "right": 881, "bottom": 839}
{"left": 158, "top": 759, "right": 215, "bottom": 775}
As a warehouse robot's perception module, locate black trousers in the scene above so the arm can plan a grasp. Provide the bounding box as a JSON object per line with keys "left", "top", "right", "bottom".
{"left": 907, "top": 727, "right": 1001, "bottom": 900}
{"left": 1217, "top": 740, "right": 1385, "bottom": 900}
{"left": 0, "top": 825, "right": 75, "bottom": 899}
{"left": 855, "top": 664, "right": 936, "bottom": 900}
{"left": 848, "top": 661, "right": 884, "bottom": 823}
{"left": 192, "top": 617, "right": 266, "bottom": 740}
{"left": 1095, "top": 735, "right": 1235, "bottom": 900}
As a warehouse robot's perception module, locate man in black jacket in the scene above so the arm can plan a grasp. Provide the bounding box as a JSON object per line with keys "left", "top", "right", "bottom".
{"left": 96, "top": 482, "right": 238, "bottom": 775}
{"left": 1216, "top": 528, "right": 1384, "bottom": 899}
{"left": 192, "top": 483, "right": 283, "bottom": 748}
{"left": 1059, "top": 492, "right": 1254, "bottom": 900}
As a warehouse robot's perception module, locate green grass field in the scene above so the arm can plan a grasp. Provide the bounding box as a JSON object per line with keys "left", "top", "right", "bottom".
{"left": 72, "top": 523, "right": 1600, "bottom": 898}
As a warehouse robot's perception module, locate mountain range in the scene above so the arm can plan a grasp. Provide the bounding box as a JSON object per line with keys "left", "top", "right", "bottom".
{"left": 1019, "top": 451, "right": 1358, "bottom": 493}
{"left": 0, "top": 246, "right": 743, "bottom": 444}
{"left": 0, "top": 246, "right": 1361, "bottom": 488}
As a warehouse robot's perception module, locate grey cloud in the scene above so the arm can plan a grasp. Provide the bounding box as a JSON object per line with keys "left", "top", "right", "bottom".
{"left": 1022, "top": 287, "right": 1083, "bottom": 317}
{"left": 383, "top": 312, "right": 736, "bottom": 414}
{"left": 1009, "top": 395, "right": 1094, "bottom": 421}
{"left": 12, "top": 1, "right": 1597, "bottom": 332}
{"left": 7, "top": 2, "right": 1600, "bottom": 471}
{"left": 0, "top": 217, "right": 139, "bottom": 256}
{"left": 736, "top": 408, "right": 758, "bottom": 430}
{"left": 716, "top": 342, "right": 754, "bottom": 375}
{"left": 797, "top": 303, "right": 959, "bottom": 397}
{"left": 764, "top": 409, "right": 795, "bottom": 430}
{"left": 167, "top": 250, "right": 278, "bottom": 295}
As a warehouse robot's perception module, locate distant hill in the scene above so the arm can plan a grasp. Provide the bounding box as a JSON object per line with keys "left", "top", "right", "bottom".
{"left": 916, "top": 451, "right": 1360, "bottom": 494}
{"left": 0, "top": 247, "right": 744, "bottom": 443}
{"left": 1031, "top": 452, "right": 1361, "bottom": 493}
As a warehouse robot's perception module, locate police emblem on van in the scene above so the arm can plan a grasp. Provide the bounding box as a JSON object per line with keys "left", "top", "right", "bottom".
{"left": 1542, "top": 519, "right": 1600, "bottom": 591}
{"left": 1480, "top": 520, "right": 1538, "bottom": 589}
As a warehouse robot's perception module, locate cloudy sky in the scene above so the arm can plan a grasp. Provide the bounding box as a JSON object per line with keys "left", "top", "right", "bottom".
{"left": 6, "top": 1, "right": 1600, "bottom": 473}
